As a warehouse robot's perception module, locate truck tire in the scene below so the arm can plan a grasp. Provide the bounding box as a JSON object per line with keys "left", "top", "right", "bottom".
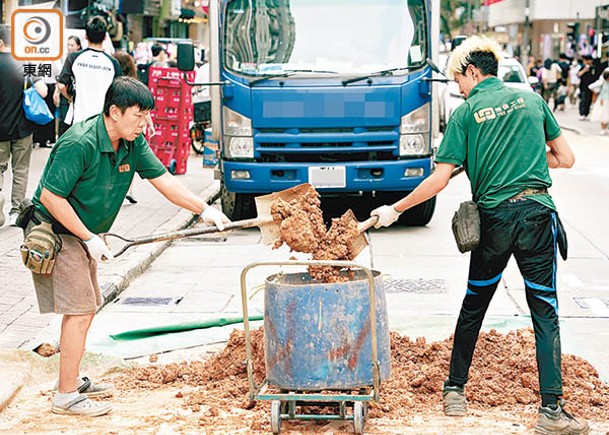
{"left": 220, "top": 181, "right": 256, "bottom": 221}
{"left": 397, "top": 196, "right": 436, "bottom": 226}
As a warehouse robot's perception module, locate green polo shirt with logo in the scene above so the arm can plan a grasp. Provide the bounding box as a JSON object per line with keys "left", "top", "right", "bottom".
{"left": 33, "top": 115, "right": 166, "bottom": 234}
{"left": 436, "top": 77, "right": 561, "bottom": 210}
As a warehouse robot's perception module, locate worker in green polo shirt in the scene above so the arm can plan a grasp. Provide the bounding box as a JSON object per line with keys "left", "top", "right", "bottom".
{"left": 25, "top": 76, "right": 229, "bottom": 417}
{"left": 370, "top": 36, "right": 587, "bottom": 434}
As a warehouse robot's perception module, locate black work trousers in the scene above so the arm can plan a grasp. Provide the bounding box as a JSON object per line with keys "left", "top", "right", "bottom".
{"left": 448, "top": 199, "right": 563, "bottom": 396}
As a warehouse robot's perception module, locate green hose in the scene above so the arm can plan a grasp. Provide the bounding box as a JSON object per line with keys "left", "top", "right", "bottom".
{"left": 110, "top": 315, "right": 264, "bottom": 341}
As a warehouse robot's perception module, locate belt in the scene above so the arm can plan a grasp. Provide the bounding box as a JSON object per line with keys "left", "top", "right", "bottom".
{"left": 507, "top": 188, "right": 548, "bottom": 202}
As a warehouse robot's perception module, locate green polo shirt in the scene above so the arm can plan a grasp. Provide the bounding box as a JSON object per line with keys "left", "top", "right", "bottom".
{"left": 436, "top": 77, "right": 561, "bottom": 210}
{"left": 33, "top": 115, "right": 166, "bottom": 234}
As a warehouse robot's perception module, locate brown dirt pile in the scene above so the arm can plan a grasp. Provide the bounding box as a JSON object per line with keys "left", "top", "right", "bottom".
{"left": 270, "top": 185, "right": 360, "bottom": 282}
{"left": 33, "top": 343, "right": 59, "bottom": 357}
{"left": 107, "top": 327, "right": 609, "bottom": 430}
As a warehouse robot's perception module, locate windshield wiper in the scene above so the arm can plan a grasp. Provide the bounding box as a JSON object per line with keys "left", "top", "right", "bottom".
{"left": 248, "top": 69, "right": 338, "bottom": 86}
{"left": 341, "top": 66, "right": 409, "bottom": 86}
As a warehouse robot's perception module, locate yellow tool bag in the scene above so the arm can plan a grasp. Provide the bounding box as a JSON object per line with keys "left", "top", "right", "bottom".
{"left": 20, "top": 222, "right": 62, "bottom": 274}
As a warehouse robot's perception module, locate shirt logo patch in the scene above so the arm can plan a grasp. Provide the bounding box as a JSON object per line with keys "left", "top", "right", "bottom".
{"left": 474, "top": 98, "right": 527, "bottom": 124}
{"left": 118, "top": 164, "right": 131, "bottom": 173}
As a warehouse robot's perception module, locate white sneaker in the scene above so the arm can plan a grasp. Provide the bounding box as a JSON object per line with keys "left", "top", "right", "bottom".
{"left": 579, "top": 115, "right": 586, "bottom": 120}
{"left": 8, "top": 212, "right": 18, "bottom": 227}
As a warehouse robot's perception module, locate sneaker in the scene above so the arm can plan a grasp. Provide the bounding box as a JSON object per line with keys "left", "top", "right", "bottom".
{"left": 442, "top": 380, "right": 467, "bottom": 416}
{"left": 51, "top": 393, "right": 112, "bottom": 417}
{"left": 77, "top": 376, "right": 114, "bottom": 399}
{"left": 535, "top": 400, "right": 590, "bottom": 435}
{"left": 579, "top": 115, "right": 586, "bottom": 120}
{"left": 8, "top": 212, "right": 18, "bottom": 227}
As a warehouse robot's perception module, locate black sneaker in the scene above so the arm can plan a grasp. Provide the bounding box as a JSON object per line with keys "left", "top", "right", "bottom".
{"left": 535, "top": 399, "right": 590, "bottom": 435}
{"left": 442, "top": 380, "right": 466, "bottom": 416}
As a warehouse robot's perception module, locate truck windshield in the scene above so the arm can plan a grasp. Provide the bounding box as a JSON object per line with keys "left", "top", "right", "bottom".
{"left": 223, "top": 0, "right": 427, "bottom": 76}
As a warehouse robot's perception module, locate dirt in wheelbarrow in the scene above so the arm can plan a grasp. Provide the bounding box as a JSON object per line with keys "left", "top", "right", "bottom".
{"left": 5, "top": 327, "right": 604, "bottom": 435}
{"left": 271, "top": 185, "right": 360, "bottom": 283}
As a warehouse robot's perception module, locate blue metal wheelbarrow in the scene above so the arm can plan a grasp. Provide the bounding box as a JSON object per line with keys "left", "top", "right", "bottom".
{"left": 240, "top": 260, "right": 391, "bottom": 434}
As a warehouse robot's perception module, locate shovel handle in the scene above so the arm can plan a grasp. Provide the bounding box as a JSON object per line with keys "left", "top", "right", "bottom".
{"left": 358, "top": 216, "right": 379, "bottom": 233}
{"left": 102, "top": 217, "right": 274, "bottom": 257}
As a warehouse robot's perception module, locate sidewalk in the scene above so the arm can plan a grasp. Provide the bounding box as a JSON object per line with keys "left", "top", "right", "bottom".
{"left": 0, "top": 149, "right": 220, "bottom": 350}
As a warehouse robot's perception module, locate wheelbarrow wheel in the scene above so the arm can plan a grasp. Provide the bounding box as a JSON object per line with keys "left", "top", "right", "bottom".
{"left": 353, "top": 401, "right": 364, "bottom": 434}
{"left": 271, "top": 400, "right": 282, "bottom": 434}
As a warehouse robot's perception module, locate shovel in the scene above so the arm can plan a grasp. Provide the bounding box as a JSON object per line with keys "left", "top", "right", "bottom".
{"left": 102, "top": 183, "right": 313, "bottom": 257}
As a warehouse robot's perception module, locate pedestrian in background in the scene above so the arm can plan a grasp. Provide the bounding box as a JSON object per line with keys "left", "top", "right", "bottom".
{"left": 0, "top": 25, "right": 47, "bottom": 227}
{"left": 57, "top": 35, "right": 82, "bottom": 138}
{"left": 370, "top": 35, "right": 588, "bottom": 434}
{"left": 57, "top": 16, "right": 122, "bottom": 125}
{"left": 589, "top": 69, "right": 609, "bottom": 135}
{"left": 540, "top": 58, "right": 562, "bottom": 108}
{"left": 578, "top": 54, "right": 596, "bottom": 121}
{"left": 32, "top": 60, "right": 61, "bottom": 148}
{"left": 25, "top": 77, "right": 230, "bottom": 416}
{"left": 568, "top": 58, "right": 581, "bottom": 106}
{"left": 137, "top": 44, "right": 168, "bottom": 86}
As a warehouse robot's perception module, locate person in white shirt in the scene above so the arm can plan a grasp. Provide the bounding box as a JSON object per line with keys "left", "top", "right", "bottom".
{"left": 57, "top": 16, "right": 122, "bottom": 124}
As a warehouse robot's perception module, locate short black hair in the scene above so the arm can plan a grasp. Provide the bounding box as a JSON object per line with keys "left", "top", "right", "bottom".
{"left": 103, "top": 76, "right": 155, "bottom": 115}
{"left": 461, "top": 50, "right": 498, "bottom": 77}
{"left": 151, "top": 44, "right": 166, "bottom": 57}
{"left": 86, "top": 16, "right": 107, "bottom": 44}
{"left": 0, "top": 24, "right": 10, "bottom": 45}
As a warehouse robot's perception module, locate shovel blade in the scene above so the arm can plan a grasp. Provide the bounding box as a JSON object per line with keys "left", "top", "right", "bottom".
{"left": 342, "top": 209, "right": 370, "bottom": 259}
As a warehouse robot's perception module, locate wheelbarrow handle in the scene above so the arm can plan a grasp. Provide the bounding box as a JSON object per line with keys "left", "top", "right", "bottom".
{"left": 101, "top": 217, "right": 274, "bottom": 257}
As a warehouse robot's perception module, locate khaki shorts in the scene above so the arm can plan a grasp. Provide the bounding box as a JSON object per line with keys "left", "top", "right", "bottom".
{"left": 32, "top": 234, "right": 102, "bottom": 315}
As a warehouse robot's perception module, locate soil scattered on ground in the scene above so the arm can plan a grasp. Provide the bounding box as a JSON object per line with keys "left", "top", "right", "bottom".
{"left": 270, "top": 184, "right": 360, "bottom": 282}
{"left": 33, "top": 343, "right": 59, "bottom": 357}
{"left": 107, "top": 327, "right": 609, "bottom": 432}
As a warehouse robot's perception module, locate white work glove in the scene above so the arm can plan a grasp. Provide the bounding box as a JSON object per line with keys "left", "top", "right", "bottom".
{"left": 200, "top": 206, "right": 230, "bottom": 231}
{"left": 83, "top": 235, "right": 114, "bottom": 262}
{"left": 371, "top": 204, "right": 402, "bottom": 228}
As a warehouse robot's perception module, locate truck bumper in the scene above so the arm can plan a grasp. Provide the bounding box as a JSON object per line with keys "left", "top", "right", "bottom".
{"left": 222, "top": 158, "right": 433, "bottom": 193}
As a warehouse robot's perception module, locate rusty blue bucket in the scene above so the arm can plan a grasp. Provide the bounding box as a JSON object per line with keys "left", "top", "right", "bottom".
{"left": 264, "top": 270, "right": 391, "bottom": 390}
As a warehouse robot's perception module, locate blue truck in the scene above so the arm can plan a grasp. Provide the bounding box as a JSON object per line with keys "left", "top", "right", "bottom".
{"left": 180, "top": 0, "right": 438, "bottom": 224}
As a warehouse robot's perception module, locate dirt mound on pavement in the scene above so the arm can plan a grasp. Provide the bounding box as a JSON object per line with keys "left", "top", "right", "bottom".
{"left": 108, "top": 328, "right": 609, "bottom": 431}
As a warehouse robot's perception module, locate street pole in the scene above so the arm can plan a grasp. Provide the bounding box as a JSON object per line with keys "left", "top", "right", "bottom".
{"left": 523, "top": 0, "right": 530, "bottom": 60}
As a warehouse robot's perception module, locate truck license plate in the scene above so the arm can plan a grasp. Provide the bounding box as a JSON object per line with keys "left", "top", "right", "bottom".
{"left": 308, "top": 166, "right": 346, "bottom": 188}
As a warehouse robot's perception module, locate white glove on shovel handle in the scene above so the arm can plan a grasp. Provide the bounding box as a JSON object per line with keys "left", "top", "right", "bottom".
{"left": 201, "top": 206, "right": 229, "bottom": 231}
{"left": 83, "top": 235, "right": 114, "bottom": 262}
{"left": 371, "top": 204, "right": 402, "bottom": 228}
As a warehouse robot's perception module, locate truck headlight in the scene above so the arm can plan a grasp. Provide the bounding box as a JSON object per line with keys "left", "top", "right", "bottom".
{"left": 223, "top": 106, "right": 252, "bottom": 136}
{"left": 225, "top": 136, "right": 254, "bottom": 158}
{"left": 399, "top": 103, "right": 430, "bottom": 156}
{"left": 400, "top": 103, "right": 430, "bottom": 134}
{"left": 399, "top": 134, "right": 428, "bottom": 156}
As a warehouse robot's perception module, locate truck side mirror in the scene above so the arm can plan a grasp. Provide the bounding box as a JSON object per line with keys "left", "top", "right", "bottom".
{"left": 177, "top": 42, "right": 195, "bottom": 71}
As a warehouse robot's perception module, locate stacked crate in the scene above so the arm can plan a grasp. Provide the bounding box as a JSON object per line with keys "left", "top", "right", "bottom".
{"left": 147, "top": 67, "right": 195, "bottom": 175}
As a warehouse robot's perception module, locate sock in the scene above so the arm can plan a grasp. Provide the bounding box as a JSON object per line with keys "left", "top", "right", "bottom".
{"left": 53, "top": 390, "right": 80, "bottom": 406}
{"left": 541, "top": 393, "right": 559, "bottom": 407}
{"left": 445, "top": 379, "right": 464, "bottom": 389}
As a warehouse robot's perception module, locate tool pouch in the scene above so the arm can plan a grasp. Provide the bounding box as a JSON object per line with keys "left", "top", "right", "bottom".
{"left": 20, "top": 222, "right": 62, "bottom": 274}
{"left": 451, "top": 201, "right": 481, "bottom": 253}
